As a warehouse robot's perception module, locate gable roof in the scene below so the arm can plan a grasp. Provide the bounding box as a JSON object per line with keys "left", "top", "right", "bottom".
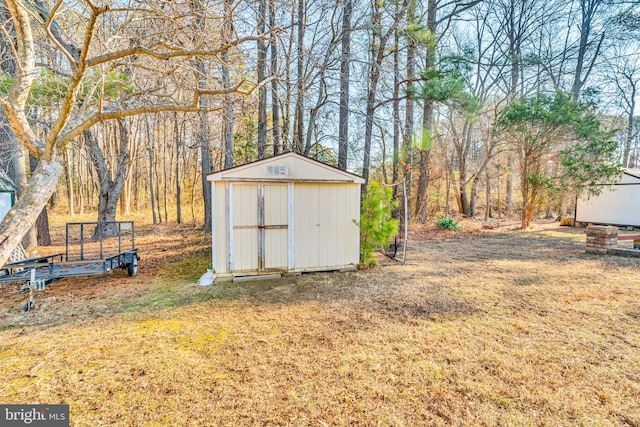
{"left": 207, "top": 152, "right": 365, "bottom": 184}
{"left": 0, "top": 169, "right": 18, "bottom": 193}
{"left": 617, "top": 168, "right": 640, "bottom": 184}
{"left": 624, "top": 169, "right": 640, "bottom": 180}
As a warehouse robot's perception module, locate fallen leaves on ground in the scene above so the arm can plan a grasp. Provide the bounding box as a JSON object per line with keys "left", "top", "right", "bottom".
{"left": 1, "top": 221, "right": 639, "bottom": 426}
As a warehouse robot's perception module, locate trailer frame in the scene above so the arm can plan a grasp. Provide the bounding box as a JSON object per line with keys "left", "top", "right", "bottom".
{"left": 0, "top": 221, "right": 139, "bottom": 285}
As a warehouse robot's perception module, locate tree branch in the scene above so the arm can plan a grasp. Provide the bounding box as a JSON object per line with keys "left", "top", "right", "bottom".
{"left": 2, "top": 0, "right": 43, "bottom": 157}
{"left": 32, "top": 0, "right": 81, "bottom": 64}
{"left": 57, "top": 104, "right": 221, "bottom": 150}
{"left": 86, "top": 35, "right": 268, "bottom": 68}
{"left": 46, "top": 4, "right": 111, "bottom": 159}
{"left": 436, "top": 0, "right": 483, "bottom": 26}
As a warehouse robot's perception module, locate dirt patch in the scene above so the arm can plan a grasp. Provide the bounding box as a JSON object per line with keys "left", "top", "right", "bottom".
{"left": 0, "top": 223, "right": 210, "bottom": 328}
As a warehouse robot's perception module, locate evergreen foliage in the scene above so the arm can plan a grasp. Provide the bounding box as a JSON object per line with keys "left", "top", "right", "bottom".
{"left": 359, "top": 181, "right": 399, "bottom": 267}
{"left": 435, "top": 217, "right": 462, "bottom": 231}
{"left": 496, "top": 92, "right": 622, "bottom": 228}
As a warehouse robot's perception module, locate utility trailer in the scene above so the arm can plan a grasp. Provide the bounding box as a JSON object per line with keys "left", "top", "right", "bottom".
{"left": 0, "top": 221, "right": 140, "bottom": 286}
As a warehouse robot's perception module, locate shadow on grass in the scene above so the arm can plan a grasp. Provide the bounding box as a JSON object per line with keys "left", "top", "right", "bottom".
{"left": 3, "top": 225, "right": 622, "bottom": 332}
{"left": 116, "top": 278, "right": 293, "bottom": 314}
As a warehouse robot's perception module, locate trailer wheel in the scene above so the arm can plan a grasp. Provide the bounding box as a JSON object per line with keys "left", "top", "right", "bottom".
{"left": 127, "top": 256, "right": 138, "bottom": 277}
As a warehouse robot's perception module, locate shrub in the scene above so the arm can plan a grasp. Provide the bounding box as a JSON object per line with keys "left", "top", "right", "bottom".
{"left": 359, "top": 181, "right": 399, "bottom": 267}
{"left": 435, "top": 217, "right": 462, "bottom": 231}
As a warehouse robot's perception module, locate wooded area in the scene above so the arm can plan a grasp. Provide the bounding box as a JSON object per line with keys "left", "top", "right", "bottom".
{"left": 0, "top": 0, "right": 638, "bottom": 264}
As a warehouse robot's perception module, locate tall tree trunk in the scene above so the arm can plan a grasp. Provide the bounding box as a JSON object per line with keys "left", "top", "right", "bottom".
{"left": 35, "top": 206, "right": 52, "bottom": 246}
{"left": 85, "top": 121, "right": 130, "bottom": 237}
{"left": 29, "top": 154, "right": 52, "bottom": 246}
{"left": 458, "top": 160, "right": 470, "bottom": 215}
{"left": 9, "top": 141, "right": 36, "bottom": 250}
{"left": 414, "top": 0, "right": 436, "bottom": 223}
{"left": 304, "top": 80, "right": 327, "bottom": 156}
{"left": 120, "top": 117, "right": 138, "bottom": 217}
{"left": 193, "top": 0, "right": 213, "bottom": 230}
{"left": 222, "top": 0, "right": 235, "bottom": 168}
{"left": 162, "top": 115, "right": 169, "bottom": 223}
{"left": 132, "top": 162, "right": 139, "bottom": 212}
{"left": 571, "top": 0, "right": 605, "bottom": 98}
{"left": 199, "top": 108, "right": 211, "bottom": 230}
{"left": 508, "top": 0, "right": 521, "bottom": 101}
{"left": 154, "top": 141, "right": 163, "bottom": 224}
{"left": 392, "top": 28, "right": 400, "bottom": 197}
{"left": 175, "top": 112, "right": 182, "bottom": 224}
{"left": 293, "top": 0, "right": 305, "bottom": 153}
{"left": 505, "top": 0, "right": 520, "bottom": 216}
{"left": 624, "top": 83, "right": 636, "bottom": 168}
{"left": 506, "top": 155, "right": 513, "bottom": 212}
{"left": 455, "top": 119, "right": 475, "bottom": 216}
{"left": 338, "top": 0, "right": 352, "bottom": 170}
{"left": 470, "top": 173, "right": 480, "bottom": 218}
{"left": 363, "top": 2, "right": 405, "bottom": 190}
{"left": 147, "top": 121, "right": 157, "bottom": 225}
{"left": 0, "top": 4, "right": 35, "bottom": 247}
{"left": 257, "top": 0, "right": 267, "bottom": 158}
{"left": 484, "top": 166, "right": 491, "bottom": 220}
{"left": 362, "top": 57, "right": 380, "bottom": 189}
{"left": 403, "top": 1, "right": 416, "bottom": 208}
{"left": 77, "top": 148, "right": 85, "bottom": 215}
{"left": 0, "top": 159, "right": 63, "bottom": 267}
{"left": 269, "top": 0, "right": 281, "bottom": 154}
{"left": 63, "top": 150, "right": 75, "bottom": 216}
{"left": 282, "top": 4, "right": 296, "bottom": 152}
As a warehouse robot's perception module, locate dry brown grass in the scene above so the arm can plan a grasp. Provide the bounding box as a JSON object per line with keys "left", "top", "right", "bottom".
{"left": 1, "top": 219, "right": 639, "bottom": 426}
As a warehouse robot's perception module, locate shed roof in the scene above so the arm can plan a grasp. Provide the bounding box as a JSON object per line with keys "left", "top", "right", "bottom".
{"left": 0, "top": 169, "right": 18, "bottom": 193}
{"left": 207, "top": 152, "right": 365, "bottom": 184}
{"left": 624, "top": 169, "right": 640, "bottom": 180}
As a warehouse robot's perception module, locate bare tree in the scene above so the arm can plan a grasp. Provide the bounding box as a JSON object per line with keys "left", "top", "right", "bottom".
{"left": 293, "top": 0, "right": 306, "bottom": 152}
{"left": 362, "top": 0, "right": 407, "bottom": 188}
{"left": 414, "top": 0, "right": 482, "bottom": 222}
{"left": 609, "top": 52, "right": 640, "bottom": 168}
{"left": 0, "top": 0, "right": 265, "bottom": 266}
{"left": 571, "top": 0, "right": 607, "bottom": 97}
{"left": 269, "top": 0, "right": 281, "bottom": 154}
{"left": 338, "top": 0, "right": 353, "bottom": 170}
{"left": 84, "top": 121, "right": 130, "bottom": 236}
{"left": 257, "top": 0, "right": 268, "bottom": 158}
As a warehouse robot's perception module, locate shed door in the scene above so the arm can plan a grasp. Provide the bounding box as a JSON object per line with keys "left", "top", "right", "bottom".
{"left": 232, "top": 184, "right": 259, "bottom": 272}
{"left": 231, "top": 183, "right": 288, "bottom": 272}
{"left": 262, "top": 184, "right": 288, "bottom": 271}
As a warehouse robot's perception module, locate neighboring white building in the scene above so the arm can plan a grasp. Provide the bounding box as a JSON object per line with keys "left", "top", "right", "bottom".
{"left": 207, "top": 152, "right": 364, "bottom": 277}
{"left": 0, "top": 169, "right": 18, "bottom": 222}
{"left": 575, "top": 169, "right": 640, "bottom": 227}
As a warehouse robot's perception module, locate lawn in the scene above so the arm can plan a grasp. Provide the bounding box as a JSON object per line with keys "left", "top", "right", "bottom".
{"left": 0, "top": 221, "right": 639, "bottom": 426}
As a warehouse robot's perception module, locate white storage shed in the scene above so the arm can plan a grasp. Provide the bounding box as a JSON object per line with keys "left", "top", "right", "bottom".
{"left": 207, "top": 152, "right": 365, "bottom": 277}
{"left": 575, "top": 169, "right": 640, "bottom": 227}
